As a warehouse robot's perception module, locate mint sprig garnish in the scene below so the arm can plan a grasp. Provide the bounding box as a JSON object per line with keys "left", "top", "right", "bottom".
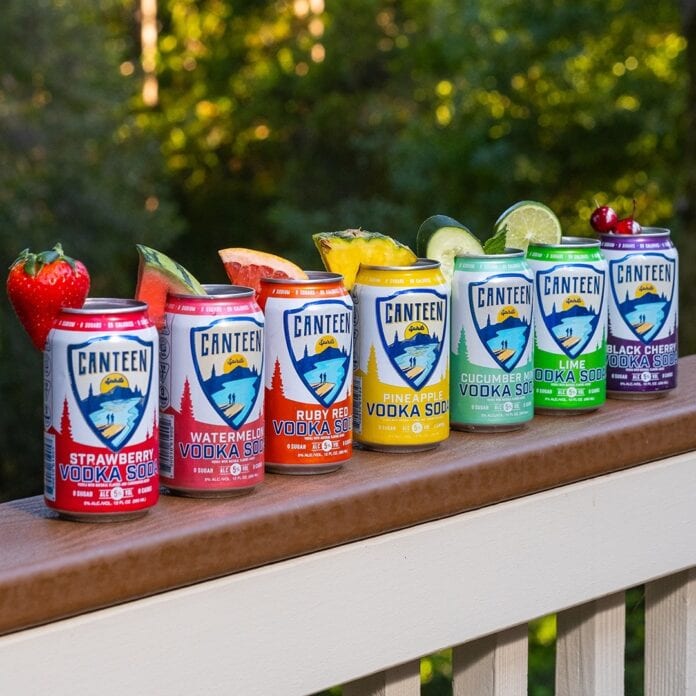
{"left": 483, "top": 225, "right": 508, "bottom": 255}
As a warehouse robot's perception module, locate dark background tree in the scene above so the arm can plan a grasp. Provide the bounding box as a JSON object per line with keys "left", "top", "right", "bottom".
{"left": 679, "top": 0, "right": 696, "bottom": 347}
{"left": 0, "top": 0, "right": 183, "bottom": 499}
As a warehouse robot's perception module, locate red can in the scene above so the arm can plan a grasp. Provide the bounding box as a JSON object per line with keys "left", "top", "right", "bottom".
{"left": 259, "top": 272, "right": 353, "bottom": 474}
{"left": 159, "top": 285, "right": 265, "bottom": 496}
{"left": 44, "top": 299, "right": 159, "bottom": 521}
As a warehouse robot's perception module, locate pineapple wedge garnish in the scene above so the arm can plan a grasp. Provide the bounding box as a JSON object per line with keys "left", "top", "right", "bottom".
{"left": 312, "top": 229, "right": 417, "bottom": 290}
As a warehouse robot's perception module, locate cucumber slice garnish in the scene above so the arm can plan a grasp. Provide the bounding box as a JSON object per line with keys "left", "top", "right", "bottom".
{"left": 416, "top": 215, "right": 483, "bottom": 281}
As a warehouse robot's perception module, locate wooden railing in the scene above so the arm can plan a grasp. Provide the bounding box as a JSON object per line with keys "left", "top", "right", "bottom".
{"left": 1, "top": 356, "right": 695, "bottom": 695}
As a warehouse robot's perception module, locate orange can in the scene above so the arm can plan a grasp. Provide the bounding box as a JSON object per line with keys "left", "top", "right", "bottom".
{"left": 258, "top": 272, "right": 353, "bottom": 474}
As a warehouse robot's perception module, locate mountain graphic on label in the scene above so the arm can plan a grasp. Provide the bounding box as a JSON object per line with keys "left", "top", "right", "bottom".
{"left": 69, "top": 336, "right": 154, "bottom": 452}
{"left": 543, "top": 294, "right": 601, "bottom": 358}
{"left": 190, "top": 317, "right": 264, "bottom": 429}
{"left": 536, "top": 265, "right": 605, "bottom": 359}
{"left": 282, "top": 299, "right": 352, "bottom": 408}
{"left": 381, "top": 321, "right": 443, "bottom": 390}
{"left": 609, "top": 255, "right": 675, "bottom": 344}
{"left": 198, "top": 353, "right": 262, "bottom": 428}
{"left": 289, "top": 335, "right": 350, "bottom": 408}
{"left": 616, "top": 283, "right": 671, "bottom": 343}
{"left": 468, "top": 273, "right": 533, "bottom": 373}
{"left": 472, "top": 305, "right": 532, "bottom": 372}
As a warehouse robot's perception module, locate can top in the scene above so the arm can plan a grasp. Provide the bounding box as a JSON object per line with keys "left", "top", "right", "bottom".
{"left": 601, "top": 227, "right": 671, "bottom": 239}
{"left": 260, "top": 270, "right": 343, "bottom": 285}
{"left": 168, "top": 284, "right": 254, "bottom": 300}
{"left": 359, "top": 258, "right": 441, "bottom": 272}
{"left": 528, "top": 236, "right": 600, "bottom": 249}
{"left": 455, "top": 248, "right": 525, "bottom": 260}
{"left": 61, "top": 298, "right": 148, "bottom": 315}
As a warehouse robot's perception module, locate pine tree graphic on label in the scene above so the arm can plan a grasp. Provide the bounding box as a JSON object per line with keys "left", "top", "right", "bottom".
{"left": 60, "top": 398, "right": 72, "bottom": 439}
{"left": 270, "top": 358, "right": 286, "bottom": 397}
{"left": 178, "top": 378, "right": 195, "bottom": 419}
{"left": 458, "top": 328, "right": 469, "bottom": 362}
{"left": 366, "top": 344, "right": 380, "bottom": 381}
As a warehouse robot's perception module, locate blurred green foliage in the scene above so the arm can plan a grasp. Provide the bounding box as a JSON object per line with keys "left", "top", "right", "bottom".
{"left": 148, "top": 0, "right": 686, "bottom": 264}
{"left": 0, "top": 0, "right": 183, "bottom": 499}
{"left": 150, "top": 0, "right": 696, "bottom": 353}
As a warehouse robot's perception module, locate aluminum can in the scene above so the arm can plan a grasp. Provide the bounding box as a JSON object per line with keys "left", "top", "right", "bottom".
{"left": 450, "top": 251, "right": 534, "bottom": 431}
{"left": 43, "top": 299, "right": 159, "bottom": 521}
{"left": 259, "top": 272, "right": 352, "bottom": 474}
{"left": 601, "top": 228, "right": 678, "bottom": 398}
{"left": 353, "top": 259, "right": 450, "bottom": 451}
{"left": 526, "top": 238, "right": 607, "bottom": 414}
{"left": 159, "top": 285, "right": 264, "bottom": 496}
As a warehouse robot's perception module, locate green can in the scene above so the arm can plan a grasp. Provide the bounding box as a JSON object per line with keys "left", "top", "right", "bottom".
{"left": 450, "top": 251, "right": 534, "bottom": 431}
{"left": 526, "top": 237, "right": 607, "bottom": 414}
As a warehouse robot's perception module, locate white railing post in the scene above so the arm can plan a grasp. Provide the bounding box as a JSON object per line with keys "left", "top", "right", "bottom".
{"left": 343, "top": 660, "right": 421, "bottom": 696}
{"left": 645, "top": 569, "right": 696, "bottom": 695}
{"left": 555, "top": 591, "right": 626, "bottom": 696}
{"left": 452, "top": 624, "right": 528, "bottom": 696}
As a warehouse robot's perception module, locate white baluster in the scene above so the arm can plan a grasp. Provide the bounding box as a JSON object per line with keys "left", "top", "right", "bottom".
{"left": 645, "top": 569, "right": 696, "bottom": 695}
{"left": 555, "top": 592, "right": 626, "bottom": 696}
{"left": 452, "top": 624, "right": 528, "bottom": 695}
{"left": 343, "top": 659, "right": 421, "bottom": 696}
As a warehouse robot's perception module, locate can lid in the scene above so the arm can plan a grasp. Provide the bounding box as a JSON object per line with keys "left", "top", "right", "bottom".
{"left": 167, "top": 284, "right": 255, "bottom": 299}
{"left": 455, "top": 248, "right": 525, "bottom": 260}
{"left": 601, "top": 227, "right": 671, "bottom": 238}
{"left": 260, "top": 270, "right": 343, "bottom": 285}
{"left": 62, "top": 298, "right": 148, "bottom": 314}
{"left": 529, "top": 236, "right": 600, "bottom": 249}
{"left": 359, "top": 258, "right": 441, "bottom": 272}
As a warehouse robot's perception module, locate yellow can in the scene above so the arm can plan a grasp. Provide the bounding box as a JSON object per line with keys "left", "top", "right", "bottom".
{"left": 352, "top": 259, "right": 450, "bottom": 452}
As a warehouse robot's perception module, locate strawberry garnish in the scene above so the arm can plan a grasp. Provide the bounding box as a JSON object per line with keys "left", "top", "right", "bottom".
{"left": 7, "top": 243, "right": 90, "bottom": 351}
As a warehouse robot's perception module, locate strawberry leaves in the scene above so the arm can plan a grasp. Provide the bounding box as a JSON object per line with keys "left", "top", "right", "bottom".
{"left": 7, "top": 243, "right": 90, "bottom": 351}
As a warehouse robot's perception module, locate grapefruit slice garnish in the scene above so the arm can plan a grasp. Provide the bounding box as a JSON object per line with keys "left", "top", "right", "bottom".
{"left": 218, "top": 248, "right": 308, "bottom": 296}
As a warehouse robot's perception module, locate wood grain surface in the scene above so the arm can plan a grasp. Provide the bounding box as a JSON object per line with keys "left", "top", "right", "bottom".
{"left": 1, "top": 355, "right": 695, "bottom": 636}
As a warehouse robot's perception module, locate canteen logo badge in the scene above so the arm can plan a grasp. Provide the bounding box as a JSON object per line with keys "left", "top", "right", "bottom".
{"left": 468, "top": 274, "right": 533, "bottom": 372}
{"left": 190, "top": 317, "right": 263, "bottom": 429}
{"left": 537, "top": 265, "right": 605, "bottom": 358}
{"left": 283, "top": 299, "right": 352, "bottom": 407}
{"left": 68, "top": 335, "right": 154, "bottom": 451}
{"left": 376, "top": 289, "right": 447, "bottom": 391}
{"left": 609, "top": 253, "right": 675, "bottom": 343}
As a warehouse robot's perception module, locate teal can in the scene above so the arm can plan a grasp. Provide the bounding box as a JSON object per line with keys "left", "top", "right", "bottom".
{"left": 450, "top": 251, "right": 534, "bottom": 431}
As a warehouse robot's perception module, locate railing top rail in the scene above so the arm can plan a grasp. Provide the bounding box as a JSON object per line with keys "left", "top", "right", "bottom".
{"left": 2, "top": 355, "right": 695, "bottom": 636}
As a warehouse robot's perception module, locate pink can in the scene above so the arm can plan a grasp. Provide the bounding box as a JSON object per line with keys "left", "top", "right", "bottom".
{"left": 159, "top": 285, "right": 264, "bottom": 496}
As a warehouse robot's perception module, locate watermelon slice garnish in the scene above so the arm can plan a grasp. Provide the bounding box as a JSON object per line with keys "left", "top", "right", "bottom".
{"left": 135, "top": 244, "right": 206, "bottom": 329}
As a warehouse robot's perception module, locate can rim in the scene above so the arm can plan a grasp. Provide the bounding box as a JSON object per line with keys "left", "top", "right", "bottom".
{"left": 62, "top": 298, "right": 148, "bottom": 314}
{"left": 529, "top": 236, "right": 600, "bottom": 249}
{"left": 455, "top": 248, "right": 525, "bottom": 260}
{"left": 260, "top": 270, "right": 344, "bottom": 285}
{"left": 600, "top": 227, "right": 671, "bottom": 239}
{"left": 359, "top": 258, "right": 441, "bottom": 272}
{"left": 169, "top": 284, "right": 255, "bottom": 299}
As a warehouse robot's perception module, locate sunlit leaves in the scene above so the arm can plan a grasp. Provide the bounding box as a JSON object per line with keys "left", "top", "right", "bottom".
{"left": 142, "top": 0, "right": 685, "bottom": 278}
